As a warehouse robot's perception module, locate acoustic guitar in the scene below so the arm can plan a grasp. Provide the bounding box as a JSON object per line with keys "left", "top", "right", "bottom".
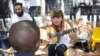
{"left": 48, "top": 28, "right": 77, "bottom": 44}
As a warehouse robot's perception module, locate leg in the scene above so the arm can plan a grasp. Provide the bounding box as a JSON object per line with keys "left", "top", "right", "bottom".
{"left": 74, "top": 42, "right": 81, "bottom": 49}
{"left": 48, "top": 44, "right": 56, "bottom": 56}
{"left": 56, "top": 44, "right": 67, "bottom": 56}
{"left": 83, "top": 42, "right": 89, "bottom": 52}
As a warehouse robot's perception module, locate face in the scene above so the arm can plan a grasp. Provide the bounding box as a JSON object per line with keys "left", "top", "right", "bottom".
{"left": 15, "top": 5, "right": 23, "bottom": 17}
{"left": 52, "top": 17, "right": 62, "bottom": 26}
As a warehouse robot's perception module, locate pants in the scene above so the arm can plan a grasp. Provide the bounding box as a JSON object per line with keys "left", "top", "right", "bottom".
{"left": 48, "top": 44, "right": 67, "bottom": 56}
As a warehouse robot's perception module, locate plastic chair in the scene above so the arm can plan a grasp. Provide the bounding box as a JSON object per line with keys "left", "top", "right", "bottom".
{"left": 91, "top": 27, "right": 100, "bottom": 50}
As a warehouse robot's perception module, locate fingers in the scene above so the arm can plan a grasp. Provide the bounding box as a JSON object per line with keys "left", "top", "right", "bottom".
{"left": 69, "top": 32, "right": 77, "bottom": 38}
{"left": 69, "top": 32, "right": 77, "bottom": 45}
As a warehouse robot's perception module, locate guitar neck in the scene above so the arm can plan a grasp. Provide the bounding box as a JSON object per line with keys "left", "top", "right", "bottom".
{"left": 51, "top": 28, "right": 77, "bottom": 37}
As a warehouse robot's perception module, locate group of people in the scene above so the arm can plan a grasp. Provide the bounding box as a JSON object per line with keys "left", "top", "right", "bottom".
{"left": 0, "top": 2, "right": 94, "bottom": 56}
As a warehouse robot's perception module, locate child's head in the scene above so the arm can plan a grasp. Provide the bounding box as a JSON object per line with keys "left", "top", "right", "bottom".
{"left": 8, "top": 20, "right": 40, "bottom": 53}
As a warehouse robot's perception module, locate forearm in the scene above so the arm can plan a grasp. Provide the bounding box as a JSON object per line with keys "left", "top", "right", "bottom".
{"left": 69, "top": 32, "right": 77, "bottom": 46}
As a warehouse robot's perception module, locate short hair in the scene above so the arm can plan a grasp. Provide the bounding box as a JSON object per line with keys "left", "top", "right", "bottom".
{"left": 15, "top": 2, "right": 23, "bottom": 7}
{"left": 8, "top": 20, "right": 40, "bottom": 53}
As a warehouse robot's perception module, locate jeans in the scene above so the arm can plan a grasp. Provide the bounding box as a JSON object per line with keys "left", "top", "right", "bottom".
{"left": 48, "top": 44, "right": 67, "bottom": 56}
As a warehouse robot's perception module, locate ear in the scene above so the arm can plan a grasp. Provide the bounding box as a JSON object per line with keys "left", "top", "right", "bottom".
{"left": 31, "top": 39, "right": 40, "bottom": 53}
{"left": 35, "top": 40, "right": 41, "bottom": 50}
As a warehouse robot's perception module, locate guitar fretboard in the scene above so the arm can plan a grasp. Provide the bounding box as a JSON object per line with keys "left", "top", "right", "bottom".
{"left": 50, "top": 28, "right": 77, "bottom": 37}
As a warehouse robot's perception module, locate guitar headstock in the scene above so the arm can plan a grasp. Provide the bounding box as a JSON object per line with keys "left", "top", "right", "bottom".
{"left": 71, "top": 28, "right": 77, "bottom": 32}
{"left": 63, "top": 28, "right": 77, "bottom": 34}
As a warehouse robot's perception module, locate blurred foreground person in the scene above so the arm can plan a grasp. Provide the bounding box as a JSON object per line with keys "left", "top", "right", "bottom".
{"left": 8, "top": 20, "right": 40, "bottom": 56}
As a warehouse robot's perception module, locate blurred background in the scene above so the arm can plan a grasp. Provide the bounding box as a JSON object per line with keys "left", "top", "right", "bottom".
{"left": 0, "top": 0, "right": 100, "bottom": 56}
{"left": 0, "top": 0, "right": 99, "bottom": 28}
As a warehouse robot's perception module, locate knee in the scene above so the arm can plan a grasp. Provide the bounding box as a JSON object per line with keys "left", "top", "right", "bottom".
{"left": 48, "top": 44, "right": 56, "bottom": 52}
{"left": 56, "top": 44, "right": 67, "bottom": 53}
{"left": 56, "top": 47, "right": 64, "bottom": 53}
{"left": 56, "top": 46, "right": 65, "bottom": 56}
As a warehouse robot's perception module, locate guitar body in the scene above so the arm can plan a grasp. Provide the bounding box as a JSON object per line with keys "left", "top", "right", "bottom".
{"left": 49, "top": 36, "right": 57, "bottom": 44}
{"left": 47, "top": 27, "right": 57, "bottom": 44}
{"left": 40, "top": 28, "right": 50, "bottom": 48}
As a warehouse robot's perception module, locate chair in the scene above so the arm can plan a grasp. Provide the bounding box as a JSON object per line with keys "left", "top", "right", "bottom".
{"left": 91, "top": 27, "right": 100, "bottom": 50}
{"left": 0, "top": 31, "right": 10, "bottom": 49}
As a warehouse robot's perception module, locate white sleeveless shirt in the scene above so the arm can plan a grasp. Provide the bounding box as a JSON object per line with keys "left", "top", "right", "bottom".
{"left": 56, "top": 22, "right": 72, "bottom": 48}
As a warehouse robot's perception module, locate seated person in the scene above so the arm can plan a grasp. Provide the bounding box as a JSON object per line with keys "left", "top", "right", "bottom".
{"left": 47, "top": 10, "right": 77, "bottom": 56}
{"left": 75, "top": 25, "right": 89, "bottom": 52}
